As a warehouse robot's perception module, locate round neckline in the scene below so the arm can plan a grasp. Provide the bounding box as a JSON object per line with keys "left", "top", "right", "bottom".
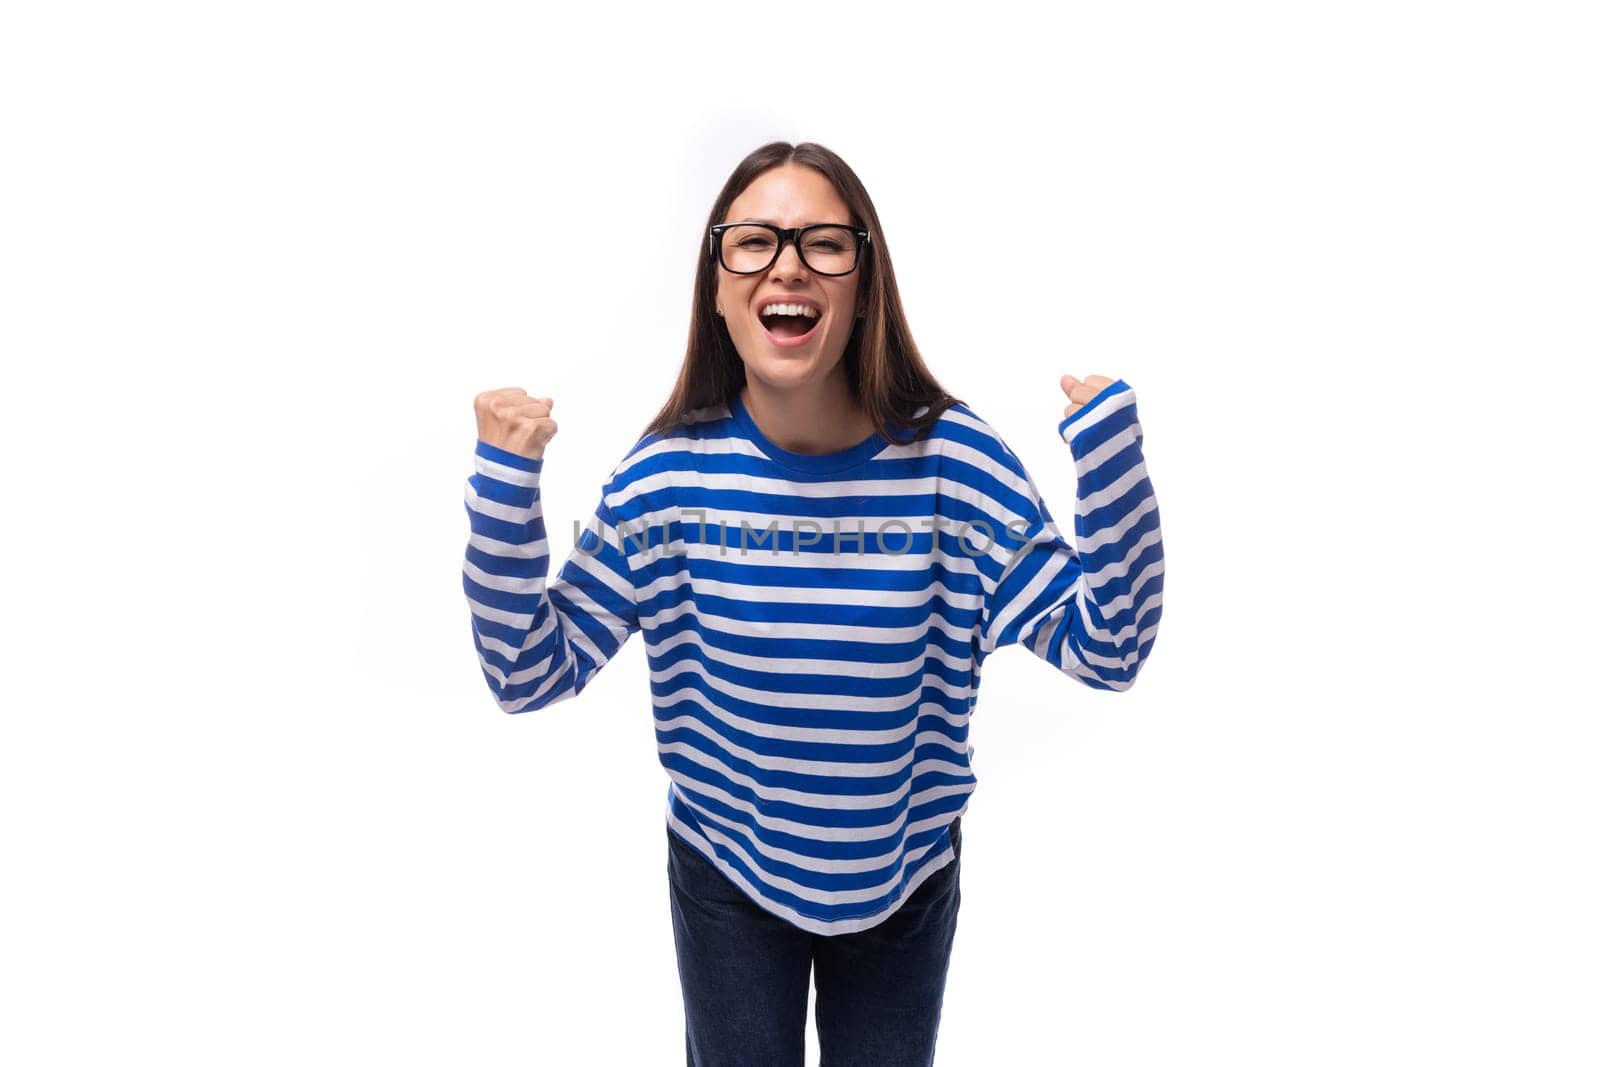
{"left": 729, "top": 390, "right": 894, "bottom": 474}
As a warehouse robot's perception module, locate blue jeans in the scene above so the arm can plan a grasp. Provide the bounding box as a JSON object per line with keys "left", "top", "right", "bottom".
{"left": 667, "top": 816, "right": 963, "bottom": 1067}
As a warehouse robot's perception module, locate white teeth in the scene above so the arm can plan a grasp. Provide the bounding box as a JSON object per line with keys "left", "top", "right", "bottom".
{"left": 759, "top": 303, "right": 818, "bottom": 319}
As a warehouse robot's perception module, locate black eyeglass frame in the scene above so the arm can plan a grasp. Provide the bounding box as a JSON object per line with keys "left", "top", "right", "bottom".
{"left": 708, "top": 222, "right": 872, "bottom": 277}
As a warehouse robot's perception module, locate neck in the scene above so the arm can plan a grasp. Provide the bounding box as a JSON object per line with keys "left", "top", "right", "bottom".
{"left": 739, "top": 371, "right": 877, "bottom": 455}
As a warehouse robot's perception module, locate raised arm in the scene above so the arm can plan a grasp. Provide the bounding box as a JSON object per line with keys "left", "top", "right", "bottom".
{"left": 976, "top": 378, "right": 1164, "bottom": 691}
{"left": 462, "top": 390, "right": 641, "bottom": 714}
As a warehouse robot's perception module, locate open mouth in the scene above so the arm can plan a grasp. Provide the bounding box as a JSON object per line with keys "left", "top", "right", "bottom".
{"left": 758, "top": 308, "right": 821, "bottom": 345}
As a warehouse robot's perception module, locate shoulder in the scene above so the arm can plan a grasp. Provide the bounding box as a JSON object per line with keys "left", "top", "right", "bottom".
{"left": 599, "top": 400, "right": 736, "bottom": 502}
{"left": 926, "top": 401, "right": 1033, "bottom": 486}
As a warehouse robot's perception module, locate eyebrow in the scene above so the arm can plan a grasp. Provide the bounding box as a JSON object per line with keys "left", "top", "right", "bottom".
{"left": 734, "top": 217, "right": 851, "bottom": 227}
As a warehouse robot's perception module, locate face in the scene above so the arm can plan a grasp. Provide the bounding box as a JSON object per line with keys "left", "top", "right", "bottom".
{"left": 715, "top": 164, "right": 863, "bottom": 394}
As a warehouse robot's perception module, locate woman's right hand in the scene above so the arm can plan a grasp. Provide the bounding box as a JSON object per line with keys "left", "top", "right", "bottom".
{"left": 474, "top": 388, "right": 558, "bottom": 461}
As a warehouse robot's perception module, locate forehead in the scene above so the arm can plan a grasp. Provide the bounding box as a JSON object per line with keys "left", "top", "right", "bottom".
{"left": 726, "top": 164, "right": 851, "bottom": 226}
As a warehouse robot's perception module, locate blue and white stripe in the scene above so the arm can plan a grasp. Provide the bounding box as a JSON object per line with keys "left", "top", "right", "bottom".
{"left": 463, "top": 379, "right": 1164, "bottom": 935}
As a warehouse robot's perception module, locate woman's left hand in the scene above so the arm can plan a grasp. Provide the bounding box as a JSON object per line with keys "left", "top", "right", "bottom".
{"left": 1061, "top": 374, "right": 1116, "bottom": 420}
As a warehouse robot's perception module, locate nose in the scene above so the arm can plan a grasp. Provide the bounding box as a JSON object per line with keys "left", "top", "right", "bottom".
{"left": 768, "top": 235, "right": 810, "bottom": 281}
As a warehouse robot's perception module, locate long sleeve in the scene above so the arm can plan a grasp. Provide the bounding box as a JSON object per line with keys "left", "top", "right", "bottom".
{"left": 975, "top": 379, "right": 1164, "bottom": 691}
{"left": 462, "top": 439, "right": 641, "bottom": 714}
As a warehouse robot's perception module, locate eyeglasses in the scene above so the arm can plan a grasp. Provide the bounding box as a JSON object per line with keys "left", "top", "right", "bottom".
{"left": 709, "top": 222, "right": 870, "bottom": 277}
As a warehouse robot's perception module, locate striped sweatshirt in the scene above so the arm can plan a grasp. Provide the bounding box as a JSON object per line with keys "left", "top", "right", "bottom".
{"left": 462, "top": 379, "right": 1164, "bottom": 936}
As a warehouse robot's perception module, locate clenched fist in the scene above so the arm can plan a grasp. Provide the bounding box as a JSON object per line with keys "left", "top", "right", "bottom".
{"left": 1061, "top": 374, "right": 1116, "bottom": 420}
{"left": 474, "top": 387, "right": 558, "bottom": 461}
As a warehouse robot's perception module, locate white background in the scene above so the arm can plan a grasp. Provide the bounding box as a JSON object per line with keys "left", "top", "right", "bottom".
{"left": 3, "top": 1, "right": 1596, "bottom": 1064}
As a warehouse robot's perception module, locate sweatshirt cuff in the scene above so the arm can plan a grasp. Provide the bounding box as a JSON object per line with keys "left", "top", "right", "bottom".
{"left": 1058, "top": 379, "right": 1134, "bottom": 448}
{"left": 475, "top": 439, "right": 544, "bottom": 473}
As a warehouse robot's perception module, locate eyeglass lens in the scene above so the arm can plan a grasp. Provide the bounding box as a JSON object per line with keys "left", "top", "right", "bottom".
{"left": 719, "top": 225, "right": 859, "bottom": 275}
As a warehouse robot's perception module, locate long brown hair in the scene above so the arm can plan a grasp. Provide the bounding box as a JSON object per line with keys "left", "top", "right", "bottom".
{"left": 640, "top": 141, "right": 961, "bottom": 445}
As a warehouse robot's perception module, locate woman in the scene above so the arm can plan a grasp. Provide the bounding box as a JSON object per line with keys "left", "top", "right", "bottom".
{"left": 462, "top": 141, "right": 1165, "bottom": 1066}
